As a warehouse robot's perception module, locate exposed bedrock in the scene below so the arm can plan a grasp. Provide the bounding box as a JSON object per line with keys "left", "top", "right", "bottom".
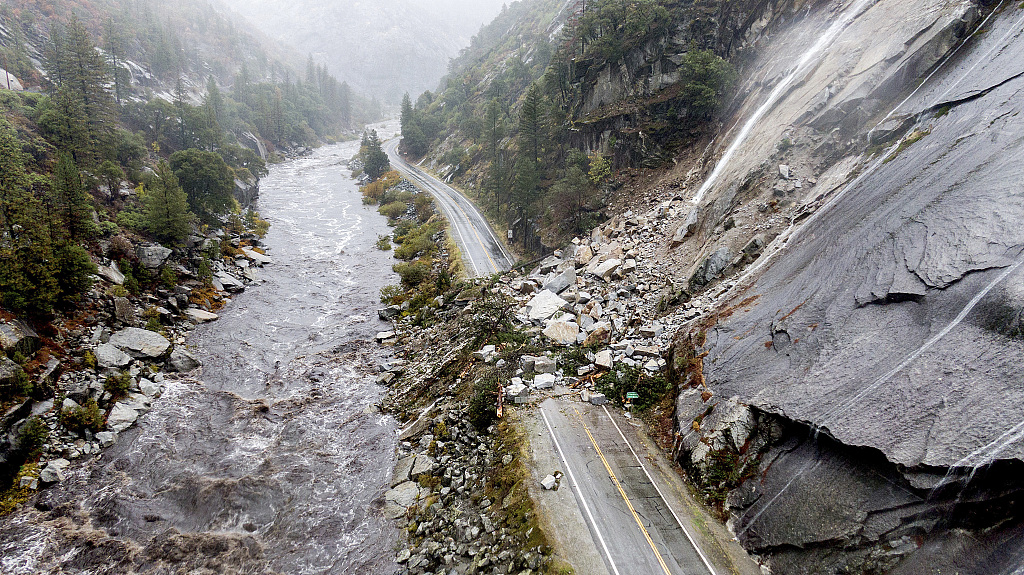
{"left": 669, "top": 2, "right": 1024, "bottom": 573}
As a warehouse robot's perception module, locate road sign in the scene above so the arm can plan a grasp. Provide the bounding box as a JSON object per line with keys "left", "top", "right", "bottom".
{"left": 626, "top": 392, "right": 639, "bottom": 399}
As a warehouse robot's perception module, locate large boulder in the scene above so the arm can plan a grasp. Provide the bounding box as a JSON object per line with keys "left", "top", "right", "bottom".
{"left": 0, "top": 356, "right": 22, "bottom": 388}
{"left": 524, "top": 290, "right": 569, "bottom": 322}
{"left": 185, "top": 308, "right": 218, "bottom": 323}
{"left": 543, "top": 320, "right": 579, "bottom": 346}
{"left": 0, "top": 320, "right": 40, "bottom": 356}
{"left": 95, "top": 343, "right": 132, "bottom": 369}
{"left": 113, "top": 296, "right": 138, "bottom": 325}
{"left": 166, "top": 348, "right": 201, "bottom": 372}
{"left": 106, "top": 402, "right": 139, "bottom": 432}
{"left": 108, "top": 328, "right": 171, "bottom": 359}
{"left": 689, "top": 247, "right": 732, "bottom": 289}
{"left": 136, "top": 244, "right": 173, "bottom": 269}
{"left": 40, "top": 458, "right": 71, "bottom": 483}
{"left": 96, "top": 263, "right": 125, "bottom": 285}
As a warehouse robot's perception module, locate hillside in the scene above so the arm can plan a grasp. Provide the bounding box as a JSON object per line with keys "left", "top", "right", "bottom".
{"left": 397, "top": 0, "right": 1024, "bottom": 572}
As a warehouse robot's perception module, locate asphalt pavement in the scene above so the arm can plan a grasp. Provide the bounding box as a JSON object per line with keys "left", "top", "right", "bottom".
{"left": 383, "top": 139, "right": 515, "bottom": 277}
{"left": 538, "top": 398, "right": 719, "bottom": 575}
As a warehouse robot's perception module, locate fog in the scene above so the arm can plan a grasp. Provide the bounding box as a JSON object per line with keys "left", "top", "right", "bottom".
{"left": 215, "top": 0, "right": 511, "bottom": 102}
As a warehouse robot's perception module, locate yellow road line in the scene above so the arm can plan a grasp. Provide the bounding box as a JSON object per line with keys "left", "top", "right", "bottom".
{"left": 575, "top": 407, "right": 674, "bottom": 575}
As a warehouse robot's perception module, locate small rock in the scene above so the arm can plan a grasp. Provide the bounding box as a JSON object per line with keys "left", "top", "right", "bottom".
{"left": 533, "top": 357, "right": 557, "bottom": 374}
{"left": 185, "top": 308, "right": 219, "bottom": 323}
{"left": 541, "top": 474, "right": 557, "bottom": 490}
{"left": 96, "top": 431, "right": 117, "bottom": 448}
{"left": 532, "top": 374, "right": 556, "bottom": 390}
{"left": 95, "top": 343, "right": 132, "bottom": 369}
{"left": 40, "top": 458, "right": 71, "bottom": 483}
{"left": 107, "top": 402, "right": 139, "bottom": 432}
{"left": 595, "top": 350, "right": 613, "bottom": 370}
{"left": 167, "top": 348, "right": 202, "bottom": 372}
{"left": 589, "top": 393, "right": 608, "bottom": 406}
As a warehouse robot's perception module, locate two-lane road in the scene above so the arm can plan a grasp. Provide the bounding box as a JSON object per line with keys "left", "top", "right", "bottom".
{"left": 383, "top": 139, "right": 515, "bottom": 277}
{"left": 539, "top": 399, "right": 720, "bottom": 575}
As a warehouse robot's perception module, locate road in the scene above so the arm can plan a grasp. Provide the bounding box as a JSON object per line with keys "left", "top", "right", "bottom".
{"left": 383, "top": 139, "right": 516, "bottom": 277}
{"left": 538, "top": 398, "right": 720, "bottom": 575}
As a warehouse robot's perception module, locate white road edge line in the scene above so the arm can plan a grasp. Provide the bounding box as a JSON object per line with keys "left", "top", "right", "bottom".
{"left": 541, "top": 407, "right": 622, "bottom": 575}
{"left": 602, "top": 405, "right": 720, "bottom": 575}
{"left": 385, "top": 141, "right": 482, "bottom": 276}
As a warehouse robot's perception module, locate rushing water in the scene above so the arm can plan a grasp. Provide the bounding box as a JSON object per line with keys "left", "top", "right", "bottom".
{"left": 0, "top": 127, "right": 402, "bottom": 574}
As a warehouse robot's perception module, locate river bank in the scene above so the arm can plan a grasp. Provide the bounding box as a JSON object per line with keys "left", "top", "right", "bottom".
{"left": 0, "top": 132, "right": 405, "bottom": 573}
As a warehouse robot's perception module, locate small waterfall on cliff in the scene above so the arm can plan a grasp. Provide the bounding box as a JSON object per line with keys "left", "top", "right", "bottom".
{"left": 690, "top": 0, "right": 875, "bottom": 206}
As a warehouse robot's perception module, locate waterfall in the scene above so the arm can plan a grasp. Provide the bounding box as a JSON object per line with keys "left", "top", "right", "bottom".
{"left": 691, "top": 0, "right": 875, "bottom": 206}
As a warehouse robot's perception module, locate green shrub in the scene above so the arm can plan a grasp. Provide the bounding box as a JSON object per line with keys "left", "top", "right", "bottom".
{"left": 61, "top": 399, "right": 105, "bottom": 433}
{"left": 393, "top": 261, "right": 432, "bottom": 288}
{"left": 380, "top": 284, "right": 404, "bottom": 304}
{"left": 468, "top": 376, "right": 499, "bottom": 431}
{"left": 160, "top": 266, "right": 177, "bottom": 288}
{"left": 596, "top": 366, "right": 669, "bottom": 411}
{"left": 16, "top": 417, "right": 49, "bottom": 456}
{"left": 104, "top": 372, "right": 131, "bottom": 397}
{"left": 1, "top": 368, "right": 32, "bottom": 400}
{"left": 378, "top": 201, "right": 409, "bottom": 220}
{"left": 82, "top": 350, "right": 97, "bottom": 370}
{"left": 375, "top": 235, "right": 392, "bottom": 251}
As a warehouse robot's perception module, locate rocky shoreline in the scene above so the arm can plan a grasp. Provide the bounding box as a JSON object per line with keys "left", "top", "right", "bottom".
{"left": 0, "top": 225, "right": 275, "bottom": 503}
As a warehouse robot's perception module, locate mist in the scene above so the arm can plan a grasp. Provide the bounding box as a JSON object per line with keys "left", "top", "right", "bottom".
{"left": 214, "top": 0, "right": 511, "bottom": 102}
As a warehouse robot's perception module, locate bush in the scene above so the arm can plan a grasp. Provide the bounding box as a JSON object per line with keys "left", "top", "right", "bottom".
{"left": 596, "top": 366, "right": 669, "bottom": 411}
{"left": 379, "top": 201, "right": 409, "bottom": 220}
{"left": 380, "top": 284, "right": 404, "bottom": 304}
{"left": 16, "top": 417, "right": 49, "bottom": 456}
{"left": 375, "top": 235, "right": 392, "bottom": 251}
{"left": 82, "top": 350, "right": 97, "bottom": 370}
{"left": 104, "top": 371, "right": 131, "bottom": 397}
{"left": 61, "top": 399, "right": 105, "bottom": 434}
{"left": 468, "top": 376, "right": 499, "bottom": 431}
{"left": 393, "top": 261, "right": 432, "bottom": 288}
{"left": 1, "top": 368, "right": 32, "bottom": 400}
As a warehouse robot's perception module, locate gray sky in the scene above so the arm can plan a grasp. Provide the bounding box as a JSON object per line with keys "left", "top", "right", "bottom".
{"left": 217, "top": 0, "right": 511, "bottom": 101}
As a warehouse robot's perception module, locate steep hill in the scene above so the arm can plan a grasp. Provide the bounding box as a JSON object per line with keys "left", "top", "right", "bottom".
{"left": 401, "top": 0, "right": 1024, "bottom": 573}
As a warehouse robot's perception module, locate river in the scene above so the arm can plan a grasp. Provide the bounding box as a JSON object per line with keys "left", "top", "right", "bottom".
{"left": 0, "top": 125, "right": 402, "bottom": 574}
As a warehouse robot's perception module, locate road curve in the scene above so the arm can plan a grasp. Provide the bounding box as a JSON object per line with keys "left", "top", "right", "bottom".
{"left": 383, "top": 139, "right": 516, "bottom": 277}
{"left": 539, "top": 398, "right": 718, "bottom": 575}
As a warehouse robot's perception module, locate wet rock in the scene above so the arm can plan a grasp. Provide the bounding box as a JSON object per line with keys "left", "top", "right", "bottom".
{"left": 375, "top": 331, "right": 396, "bottom": 343}
{"left": 96, "top": 431, "right": 116, "bottom": 448}
{"left": 136, "top": 244, "right": 173, "bottom": 269}
{"left": 106, "top": 402, "right": 139, "bottom": 432}
{"left": 690, "top": 247, "right": 732, "bottom": 289}
{"left": 40, "top": 458, "right": 70, "bottom": 483}
{"left": 139, "top": 378, "right": 161, "bottom": 398}
{"left": 113, "top": 296, "right": 138, "bottom": 325}
{"left": 378, "top": 306, "right": 402, "bottom": 321}
{"left": 0, "top": 320, "right": 40, "bottom": 356}
{"left": 0, "top": 356, "right": 21, "bottom": 387}
{"left": 241, "top": 247, "right": 274, "bottom": 266}
{"left": 215, "top": 272, "right": 245, "bottom": 292}
{"left": 108, "top": 328, "right": 171, "bottom": 359}
{"left": 96, "top": 263, "right": 125, "bottom": 285}
{"left": 185, "top": 308, "right": 219, "bottom": 323}
{"left": 385, "top": 481, "right": 420, "bottom": 517}
{"left": 167, "top": 348, "right": 202, "bottom": 372}
{"left": 542, "top": 320, "right": 579, "bottom": 345}
{"left": 410, "top": 455, "right": 434, "bottom": 478}
{"left": 392, "top": 454, "right": 417, "bottom": 487}
{"left": 525, "top": 290, "right": 569, "bottom": 322}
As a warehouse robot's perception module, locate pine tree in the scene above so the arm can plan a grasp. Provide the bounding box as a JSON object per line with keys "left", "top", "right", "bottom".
{"left": 362, "top": 130, "right": 390, "bottom": 181}
{"left": 205, "top": 75, "right": 223, "bottom": 124}
{"left": 0, "top": 120, "right": 59, "bottom": 315}
{"left": 144, "top": 161, "right": 192, "bottom": 244}
{"left": 51, "top": 153, "right": 94, "bottom": 241}
{"left": 45, "top": 16, "right": 114, "bottom": 156}
{"left": 339, "top": 82, "right": 352, "bottom": 127}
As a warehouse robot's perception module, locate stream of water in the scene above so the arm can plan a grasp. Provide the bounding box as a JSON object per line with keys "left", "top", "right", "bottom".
{"left": 0, "top": 125, "right": 402, "bottom": 574}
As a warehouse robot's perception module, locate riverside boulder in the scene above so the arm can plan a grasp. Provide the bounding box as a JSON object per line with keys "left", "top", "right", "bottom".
{"left": 108, "top": 328, "right": 171, "bottom": 359}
